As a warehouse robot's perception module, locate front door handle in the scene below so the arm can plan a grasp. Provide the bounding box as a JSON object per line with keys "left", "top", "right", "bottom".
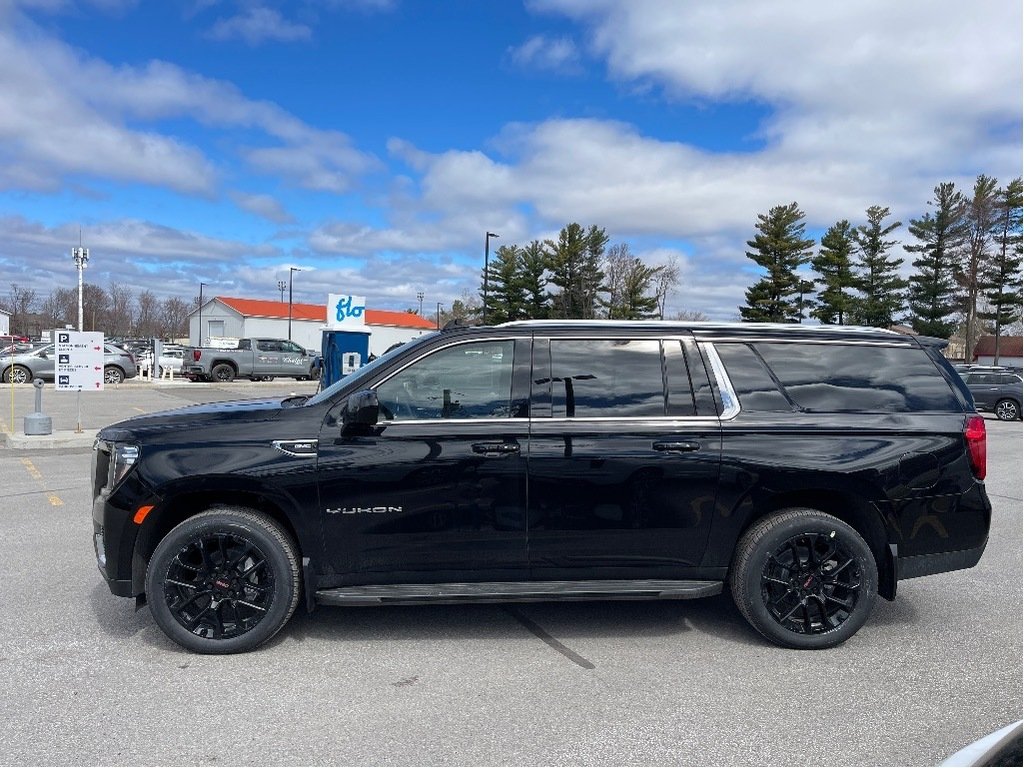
{"left": 653, "top": 440, "right": 700, "bottom": 453}
{"left": 472, "top": 442, "right": 521, "bottom": 455}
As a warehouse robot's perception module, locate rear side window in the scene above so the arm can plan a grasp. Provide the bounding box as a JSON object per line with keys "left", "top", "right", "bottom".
{"left": 715, "top": 344, "right": 792, "bottom": 412}
{"left": 753, "top": 343, "right": 960, "bottom": 413}
{"left": 550, "top": 339, "right": 666, "bottom": 417}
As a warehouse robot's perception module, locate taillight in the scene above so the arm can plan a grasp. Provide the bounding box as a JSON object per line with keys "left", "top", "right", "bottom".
{"left": 964, "top": 415, "right": 986, "bottom": 481}
{"left": 192, "top": 349, "right": 202, "bottom": 361}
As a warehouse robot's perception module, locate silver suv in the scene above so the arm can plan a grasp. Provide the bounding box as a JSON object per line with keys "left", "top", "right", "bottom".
{"left": 2, "top": 343, "right": 138, "bottom": 384}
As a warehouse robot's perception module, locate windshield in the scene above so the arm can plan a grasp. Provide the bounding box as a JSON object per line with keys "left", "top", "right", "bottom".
{"left": 306, "top": 332, "right": 439, "bottom": 406}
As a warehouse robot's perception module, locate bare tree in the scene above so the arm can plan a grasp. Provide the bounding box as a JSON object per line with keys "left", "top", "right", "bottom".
{"left": 40, "top": 288, "right": 75, "bottom": 329}
{"left": 107, "top": 281, "right": 135, "bottom": 338}
{"left": 6, "top": 284, "right": 37, "bottom": 335}
{"left": 136, "top": 290, "right": 161, "bottom": 338}
{"left": 671, "top": 309, "right": 710, "bottom": 321}
{"left": 652, "top": 255, "right": 681, "bottom": 320}
{"left": 160, "top": 297, "right": 190, "bottom": 339}
{"left": 81, "top": 283, "right": 109, "bottom": 332}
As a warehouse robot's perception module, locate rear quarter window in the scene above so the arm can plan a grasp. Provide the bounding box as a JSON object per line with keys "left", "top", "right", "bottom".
{"left": 753, "top": 342, "right": 960, "bottom": 413}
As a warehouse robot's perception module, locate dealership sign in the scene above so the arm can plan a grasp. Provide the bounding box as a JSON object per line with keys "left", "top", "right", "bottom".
{"left": 326, "top": 294, "right": 366, "bottom": 329}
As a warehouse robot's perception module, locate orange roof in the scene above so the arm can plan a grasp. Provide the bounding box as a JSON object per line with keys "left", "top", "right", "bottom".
{"left": 214, "top": 296, "right": 436, "bottom": 329}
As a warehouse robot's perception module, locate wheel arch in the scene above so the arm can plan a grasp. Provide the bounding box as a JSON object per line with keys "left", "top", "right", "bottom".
{"left": 131, "top": 487, "right": 307, "bottom": 595}
{"left": 729, "top": 488, "right": 896, "bottom": 601}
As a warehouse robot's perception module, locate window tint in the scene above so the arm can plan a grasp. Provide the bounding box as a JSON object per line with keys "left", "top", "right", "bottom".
{"left": 551, "top": 339, "right": 665, "bottom": 417}
{"left": 665, "top": 341, "right": 697, "bottom": 416}
{"left": 256, "top": 340, "right": 280, "bottom": 352}
{"left": 716, "top": 343, "right": 792, "bottom": 412}
{"left": 282, "top": 342, "right": 306, "bottom": 355}
{"left": 376, "top": 340, "right": 515, "bottom": 421}
{"left": 754, "top": 343, "right": 960, "bottom": 413}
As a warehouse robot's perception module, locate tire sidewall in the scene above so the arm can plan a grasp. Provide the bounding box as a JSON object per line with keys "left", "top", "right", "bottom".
{"left": 146, "top": 513, "right": 297, "bottom": 654}
{"left": 996, "top": 399, "right": 1019, "bottom": 421}
{"left": 737, "top": 513, "right": 877, "bottom": 650}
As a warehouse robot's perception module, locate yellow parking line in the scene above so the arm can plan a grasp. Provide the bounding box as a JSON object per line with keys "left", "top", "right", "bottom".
{"left": 132, "top": 407, "right": 146, "bottom": 413}
{"left": 48, "top": 495, "right": 64, "bottom": 506}
{"left": 20, "top": 458, "right": 43, "bottom": 480}
{"left": 20, "top": 458, "right": 64, "bottom": 506}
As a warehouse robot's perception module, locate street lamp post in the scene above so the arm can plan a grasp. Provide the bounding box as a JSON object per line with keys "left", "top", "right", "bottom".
{"left": 483, "top": 231, "right": 499, "bottom": 324}
{"left": 288, "top": 267, "right": 301, "bottom": 341}
{"left": 197, "top": 282, "right": 207, "bottom": 346}
{"left": 72, "top": 246, "right": 89, "bottom": 332}
{"left": 277, "top": 280, "right": 287, "bottom": 302}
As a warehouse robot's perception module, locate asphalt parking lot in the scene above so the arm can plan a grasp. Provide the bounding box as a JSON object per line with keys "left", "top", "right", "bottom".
{"left": 0, "top": 381, "right": 1020, "bottom": 766}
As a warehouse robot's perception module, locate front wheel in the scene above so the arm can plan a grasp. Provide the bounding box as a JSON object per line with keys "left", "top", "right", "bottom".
{"left": 995, "top": 398, "right": 1020, "bottom": 421}
{"left": 145, "top": 507, "right": 301, "bottom": 654}
{"left": 729, "top": 509, "right": 877, "bottom": 649}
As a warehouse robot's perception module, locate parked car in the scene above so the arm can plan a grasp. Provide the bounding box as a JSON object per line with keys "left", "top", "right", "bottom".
{"left": 2, "top": 343, "right": 137, "bottom": 384}
{"left": 959, "top": 368, "right": 1023, "bottom": 421}
{"left": 138, "top": 346, "right": 186, "bottom": 377}
{"left": 182, "top": 337, "right": 320, "bottom": 382}
{"left": 92, "top": 321, "right": 990, "bottom": 654}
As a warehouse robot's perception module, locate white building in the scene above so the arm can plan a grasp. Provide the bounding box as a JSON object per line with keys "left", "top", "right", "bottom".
{"left": 187, "top": 297, "right": 436, "bottom": 356}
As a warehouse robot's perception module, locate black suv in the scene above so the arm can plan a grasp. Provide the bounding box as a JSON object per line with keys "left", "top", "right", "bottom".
{"left": 958, "top": 367, "right": 1023, "bottom": 421}
{"left": 92, "top": 321, "right": 990, "bottom": 653}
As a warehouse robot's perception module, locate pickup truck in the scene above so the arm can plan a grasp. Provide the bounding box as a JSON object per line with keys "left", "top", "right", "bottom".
{"left": 183, "top": 338, "right": 320, "bottom": 382}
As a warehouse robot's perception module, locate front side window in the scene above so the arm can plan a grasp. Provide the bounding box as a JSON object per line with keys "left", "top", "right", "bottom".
{"left": 550, "top": 339, "right": 665, "bottom": 417}
{"left": 376, "top": 340, "right": 515, "bottom": 421}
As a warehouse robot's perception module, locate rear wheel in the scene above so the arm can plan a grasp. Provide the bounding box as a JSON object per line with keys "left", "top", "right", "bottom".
{"left": 995, "top": 398, "right": 1020, "bottom": 421}
{"left": 145, "top": 507, "right": 301, "bottom": 654}
{"left": 729, "top": 508, "right": 877, "bottom": 649}
{"left": 4, "top": 365, "right": 31, "bottom": 384}
{"left": 103, "top": 366, "right": 125, "bottom": 384}
{"left": 211, "top": 363, "right": 235, "bottom": 382}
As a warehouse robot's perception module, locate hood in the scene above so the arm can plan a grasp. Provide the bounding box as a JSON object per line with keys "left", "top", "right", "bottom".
{"left": 98, "top": 398, "right": 284, "bottom": 440}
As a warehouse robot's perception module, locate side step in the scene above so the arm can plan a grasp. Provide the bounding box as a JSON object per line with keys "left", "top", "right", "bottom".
{"left": 315, "top": 579, "right": 723, "bottom": 607}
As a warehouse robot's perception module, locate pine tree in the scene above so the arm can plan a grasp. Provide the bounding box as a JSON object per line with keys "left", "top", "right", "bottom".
{"left": 811, "top": 220, "right": 857, "bottom": 324}
{"left": 519, "top": 240, "right": 550, "bottom": 319}
{"left": 738, "top": 202, "right": 814, "bottom": 322}
{"left": 905, "top": 182, "right": 968, "bottom": 338}
{"left": 482, "top": 244, "right": 526, "bottom": 323}
{"left": 979, "top": 177, "right": 1023, "bottom": 364}
{"left": 545, "top": 223, "right": 608, "bottom": 319}
{"left": 852, "top": 206, "right": 905, "bottom": 327}
{"left": 959, "top": 175, "right": 1000, "bottom": 360}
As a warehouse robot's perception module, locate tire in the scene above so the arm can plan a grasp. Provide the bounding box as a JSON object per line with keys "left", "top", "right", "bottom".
{"left": 995, "top": 398, "right": 1020, "bottom": 421}
{"left": 104, "top": 366, "right": 125, "bottom": 384}
{"left": 211, "top": 363, "right": 235, "bottom": 382}
{"left": 145, "top": 507, "right": 301, "bottom": 654}
{"left": 4, "top": 365, "right": 31, "bottom": 384}
{"left": 729, "top": 508, "right": 877, "bottom": 649}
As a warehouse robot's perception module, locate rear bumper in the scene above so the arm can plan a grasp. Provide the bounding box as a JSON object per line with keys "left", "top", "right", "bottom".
{"left": 898, "top": 541, "right": 988, "bottom": 580}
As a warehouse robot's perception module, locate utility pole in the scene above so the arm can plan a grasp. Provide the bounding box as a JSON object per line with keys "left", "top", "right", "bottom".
{"left": 197, "top": 282, "right": 206, "bottom": 346}
{"left": 436, "top": 302, "right": 443, "bottom": 330}
{"left": 277, "top": 280, "right": 287, "bottom": 302}
{"left": 483, "top": 231, "right": 499, "bottom": 324}
{"left": 417, "top": 291, "right": 424, "bottom": 316}
{"left": 288, "top": 267, "right": 301, "bottom": 341}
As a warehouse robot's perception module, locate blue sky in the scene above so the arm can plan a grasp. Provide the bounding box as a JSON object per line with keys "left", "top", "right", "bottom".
{"left": 1, "top": 0, "right": 1021, "bottom": 320}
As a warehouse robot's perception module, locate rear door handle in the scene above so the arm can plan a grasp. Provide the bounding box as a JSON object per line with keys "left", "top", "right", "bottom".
{"left": 653, "top": 440, "right": 701, "bottom": 453}
{"left": 472, "top": 442, "right": 521, "bottom": 455}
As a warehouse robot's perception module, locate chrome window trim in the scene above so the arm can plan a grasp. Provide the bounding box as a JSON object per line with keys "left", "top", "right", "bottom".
{"left": 700, "top": 342, "right": 740, "bottom": 420}
{"left": 697, "top": 336, "right": 914, "bottom": 347}
{"left": 380, "top": 416, "right": 722, "bottom": 427}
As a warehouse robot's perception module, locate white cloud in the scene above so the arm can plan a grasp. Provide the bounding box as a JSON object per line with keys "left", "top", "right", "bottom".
{"left": 507, "top": 34, "right": 581, "bottom": 74}
{"left": 206, "top": 6, "right": 312, "bottom": 46}
{"left": 230, "top": 191, "right": 295, "bottom": 223}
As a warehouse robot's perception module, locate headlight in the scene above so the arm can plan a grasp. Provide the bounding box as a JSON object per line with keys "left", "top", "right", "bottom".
{"left": 109, "top": 444, "right": 140, "bottom": 489}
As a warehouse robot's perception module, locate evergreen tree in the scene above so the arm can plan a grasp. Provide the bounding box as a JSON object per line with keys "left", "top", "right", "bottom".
{"left": 738, "top": 202, "right": 814, "bottom": 322}
{"left": 602, "top": 243, "right": 661, "bottom": 319}
{"left": 519, "top": 240, "right": 550, "bottom": 319}
{"left": 905, "top": 182, "right": 968, "bottom": 338}
{"left": 811, "top": 220, "right": 857, "bottom": 324}
{"left": 959, "top": 175, "right": 1000, "bottom": 360}
{"left": 481, "top": 244, "right": 526, "bottom": 323}
{"left": 545, "top": 223, "right": 608, "bottom": 319}
{"left": 851, "top": 206, "right": 905, "bottom": 327}
{"left": 979, "top": 177, "right": 1023, "bottom": 364}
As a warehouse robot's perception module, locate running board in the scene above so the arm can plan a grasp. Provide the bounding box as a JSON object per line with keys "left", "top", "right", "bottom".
{"left": 315, "top": 579, "right": 723, "bottom": 606}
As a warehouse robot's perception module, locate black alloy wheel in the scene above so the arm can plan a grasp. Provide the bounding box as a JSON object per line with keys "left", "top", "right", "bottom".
{"left": 211, "top": 363, "right": 235, "bottom": 382}
{"left": 146, "top": 507, "right": 300, "bottom": 653}
{"left": 730, "top": 509, "right": 877, "bottom": 649}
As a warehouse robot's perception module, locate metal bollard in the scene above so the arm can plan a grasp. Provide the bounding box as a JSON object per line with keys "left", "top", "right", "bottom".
{"left": 24, "top": 378, "right": 53, "bottom": 436}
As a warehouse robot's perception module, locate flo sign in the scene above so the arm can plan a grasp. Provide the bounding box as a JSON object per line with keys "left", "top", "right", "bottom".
{"left": 327, "top": 294, "right": 366, "bottom": 329}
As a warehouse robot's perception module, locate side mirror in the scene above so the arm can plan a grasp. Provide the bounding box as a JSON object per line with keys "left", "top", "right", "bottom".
{"left": 342, "top": 389, "right": 379, "bottom": 431}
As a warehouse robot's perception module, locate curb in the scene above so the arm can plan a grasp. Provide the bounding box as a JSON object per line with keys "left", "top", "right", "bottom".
{"left": 2, "top": 430, "right": 96, "bottom": 450}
